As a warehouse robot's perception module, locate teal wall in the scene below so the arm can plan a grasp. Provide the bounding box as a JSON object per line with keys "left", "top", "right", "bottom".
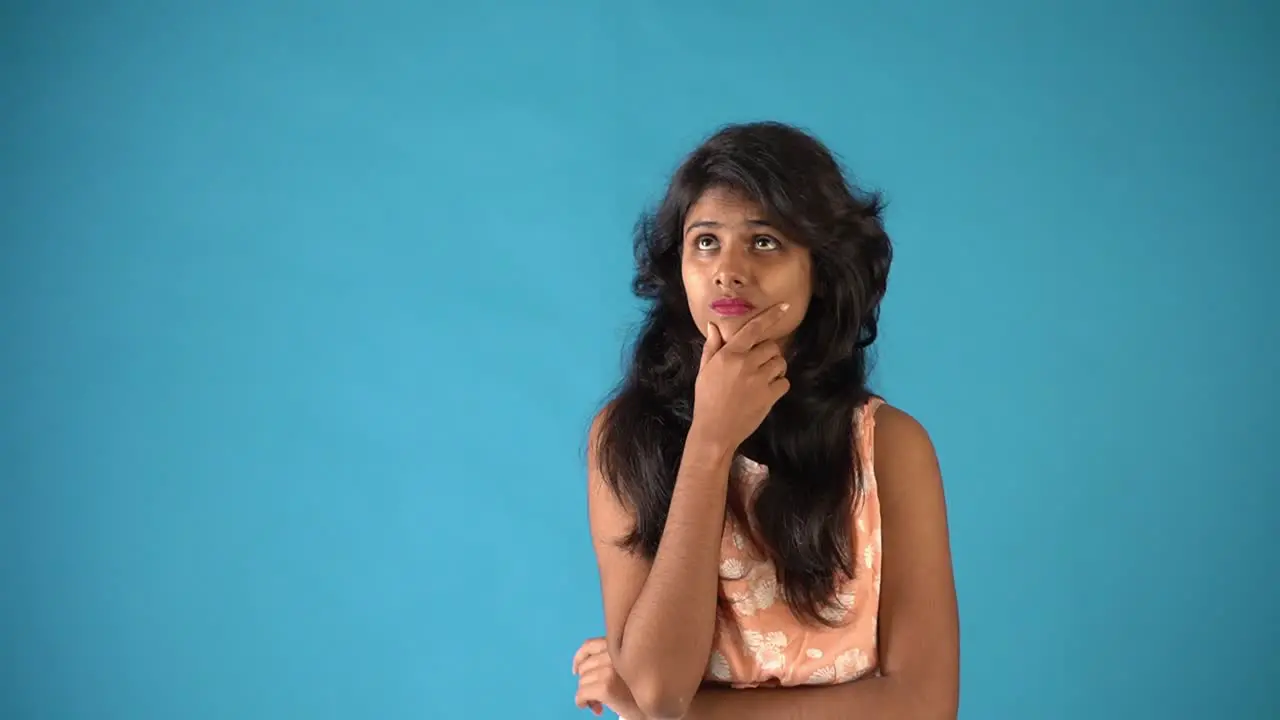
{"left": 3, "top": 1, "right": 1276, "bottom": 718}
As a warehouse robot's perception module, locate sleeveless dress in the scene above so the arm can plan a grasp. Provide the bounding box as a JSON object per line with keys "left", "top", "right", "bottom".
{"left": 703, "top": 396, "right": 884, "bottom": 688}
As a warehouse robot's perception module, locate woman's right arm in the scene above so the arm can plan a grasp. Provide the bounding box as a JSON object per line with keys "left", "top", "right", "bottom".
{"left": 587, "top": 418, "right": 736, "bottom": 720}
{"left": 587, "top": 305, "right": 793, "bottom": 720}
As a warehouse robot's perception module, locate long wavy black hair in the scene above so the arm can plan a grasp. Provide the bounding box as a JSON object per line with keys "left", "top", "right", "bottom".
{"left": 594, "top": 121, "right": 893, "bottom": 626}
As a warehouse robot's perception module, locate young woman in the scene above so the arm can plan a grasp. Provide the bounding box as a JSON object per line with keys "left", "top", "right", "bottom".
{"left": 572, "top": 122, "right": 960, "bottom": 719}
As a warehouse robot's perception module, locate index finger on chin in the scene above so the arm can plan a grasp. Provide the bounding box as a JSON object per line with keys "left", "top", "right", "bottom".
{"left": 724, "top": 302, "right": 791, "bottom": 352}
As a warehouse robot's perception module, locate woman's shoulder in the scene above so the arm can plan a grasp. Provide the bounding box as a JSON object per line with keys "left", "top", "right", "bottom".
{"left": 862, "top": 397, "right": 933, "bottom": 455}
{"left": 861, "top": 397, "right": 940, "bottom": 488}
{"left": 864, "top": 398, "right": 945, "bottom": 523}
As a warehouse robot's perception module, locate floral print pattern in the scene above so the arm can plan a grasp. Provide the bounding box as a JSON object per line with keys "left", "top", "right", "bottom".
{"left": 703, "top": 398, "right": 885, "bottom": 688}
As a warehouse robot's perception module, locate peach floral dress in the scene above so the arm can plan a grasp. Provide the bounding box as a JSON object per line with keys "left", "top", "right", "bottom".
{"left": 704, "top": 397, "right": 884, "bottom": 688}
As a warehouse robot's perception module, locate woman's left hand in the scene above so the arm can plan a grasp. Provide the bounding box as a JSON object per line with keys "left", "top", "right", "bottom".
{"left": 572, "top": 636, "right": 647, "bottom": 719}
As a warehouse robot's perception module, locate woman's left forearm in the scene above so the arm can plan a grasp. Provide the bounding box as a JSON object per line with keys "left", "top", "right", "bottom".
{"left": 683, "top": 675, "right": 955, "bottom": 720}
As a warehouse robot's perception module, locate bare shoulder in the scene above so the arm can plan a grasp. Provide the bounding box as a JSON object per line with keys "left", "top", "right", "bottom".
{"left": 872, "top": 401, "right": 936, "bottom": 456}
{"left": 582, "top": 400, "right": 653, "bottom": 657}
{"left": 869, "top": 400, "right": 953, "bottom": 575}
{"left": 868, "top": 400, "right": 959, "bottom": 708}
{"left": 870, "top": 401, "right": 944, "bottom": 499}
{"left": 585, "top": 402, "right": 611, "bottom": 471}
{"left": 585, "top": 402, "right": 621, "bottom": 497}
{"left": 584, "top": 400, "right": 644, "bottom": 554}
{"left": 585, "top": 402, "right": 626, "bottom": 521}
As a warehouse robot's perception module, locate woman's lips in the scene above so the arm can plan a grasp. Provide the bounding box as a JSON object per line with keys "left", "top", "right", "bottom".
{"left": 710, "top": 298, "right": 755, "bottom": 317}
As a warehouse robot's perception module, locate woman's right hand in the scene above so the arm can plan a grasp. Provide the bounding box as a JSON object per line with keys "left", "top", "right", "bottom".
{"left": 690, "top": 303, "right": 793, "bottom": 453}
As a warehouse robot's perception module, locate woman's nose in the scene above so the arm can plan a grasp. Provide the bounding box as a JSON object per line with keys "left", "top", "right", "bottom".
{"left": 714, "top": 270, "right": 746, "bottom": 289}
{"left": 713, "top": 252, "right": 749, "bottom": 289}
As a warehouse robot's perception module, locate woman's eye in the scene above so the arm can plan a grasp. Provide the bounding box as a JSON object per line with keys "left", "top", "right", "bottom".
{"left": 696, "top": 235, "right": 718, "bottom": 250}
{"left": 754, "top": 235, "right": 780, "bottom": 250}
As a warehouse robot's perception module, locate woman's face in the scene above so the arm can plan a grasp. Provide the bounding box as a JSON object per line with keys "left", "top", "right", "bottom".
{"left": 680, "top": 187, "right": 813, "bottom": 347}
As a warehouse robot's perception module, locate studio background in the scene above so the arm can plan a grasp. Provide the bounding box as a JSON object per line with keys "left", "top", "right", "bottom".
{"left": 3, "top": 1, "right": 1277, "bottom": 718}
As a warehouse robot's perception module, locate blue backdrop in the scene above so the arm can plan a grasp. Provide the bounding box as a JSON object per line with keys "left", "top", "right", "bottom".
{"left": 3, "top": 1, "right": 1276, "bottom": 718}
